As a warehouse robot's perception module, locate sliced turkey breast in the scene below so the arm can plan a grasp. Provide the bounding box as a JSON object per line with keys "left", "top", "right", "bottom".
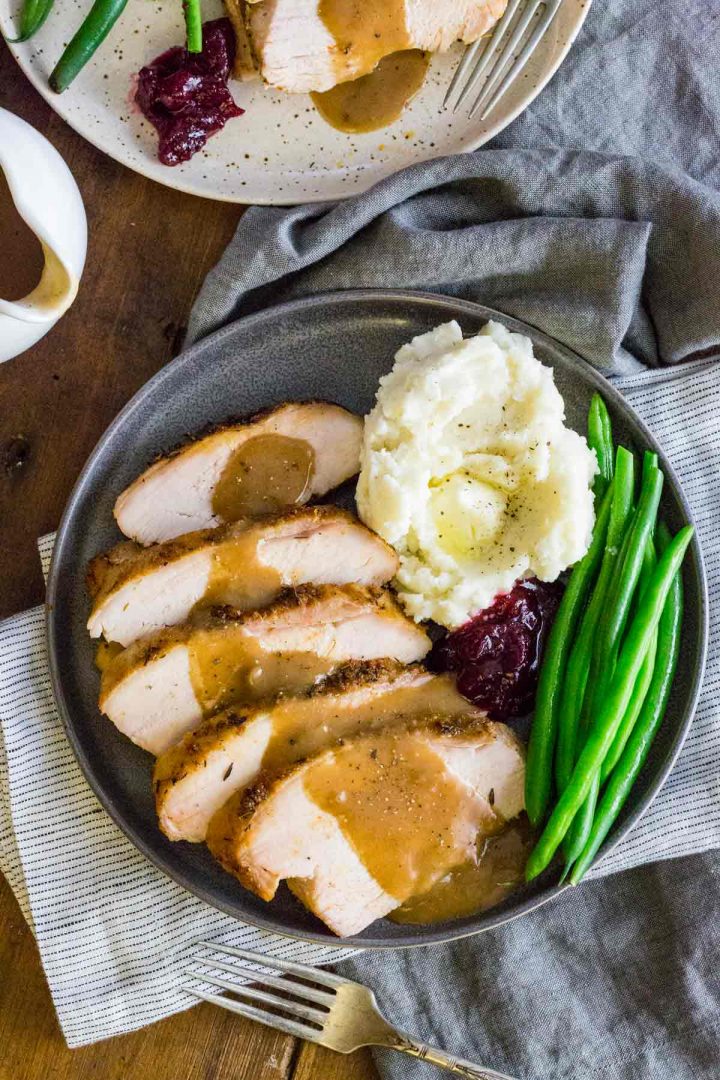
{"left": 206, "top": 717, "right": 525, "bottom": 936}
{"left": 114, "top": 402, "right": 363, "bottom": 545}
{"left": 100, "top": 586, "right": 430, "bottom": 755}
{"left": 87, "top": 507, "right": 397, "bottom": 647}
{"left": 245, "top": 0, "right": 507, "bottom": 94}
{"left": 154, "top": 660, "right": 479, "bottom": 842}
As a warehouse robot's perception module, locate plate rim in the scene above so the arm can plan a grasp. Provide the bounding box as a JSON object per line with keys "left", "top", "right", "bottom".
{"left": 1, "top": 1, "right": 593, "bottom": 205}
{"left": 46, "top": 287, "right": 708, "bottom": 949}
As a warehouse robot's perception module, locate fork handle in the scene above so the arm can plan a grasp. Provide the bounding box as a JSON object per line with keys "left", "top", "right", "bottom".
{"left": 387, "top": 1031, "right": 518, "bottom": 1079}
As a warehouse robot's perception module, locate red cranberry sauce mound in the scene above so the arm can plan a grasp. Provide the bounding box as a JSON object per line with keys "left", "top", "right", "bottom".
{"left": 135, "top": 19, "right": 244, "bottom": 167}
{"left": 429, "top": 578, "right": 564, "bottom": 722}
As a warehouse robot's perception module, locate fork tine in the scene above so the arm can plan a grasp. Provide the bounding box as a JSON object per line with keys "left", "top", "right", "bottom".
{"left": 470, "top": 0, "right": 563, "bottom": 119}
{"left": 190, "top": 971, "right": 329, "bottom": 1023}
{"left": 469, "top": 0, "right": 543, "bottom": 115}
{"left": 452, "top": 0, "right": 525, "bottom": 110}
{"left": 186, "top": 986, "right": 323, "bottom": 1042}
{"left": 196, "top": 942, "right": 347, "bottom": 989}
{"left": 443, "top": 37, "right": 485, "bottom": 108}
{"left": 204, "top": 958, "right": 335, "bottom": 1006}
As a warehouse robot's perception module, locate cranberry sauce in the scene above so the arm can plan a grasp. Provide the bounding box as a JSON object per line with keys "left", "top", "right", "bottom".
{"left": 135, "top": 19, "right": 243, "bottom": 166}
{"left": 429, "top": 579, "right": 564, "bottom": 722}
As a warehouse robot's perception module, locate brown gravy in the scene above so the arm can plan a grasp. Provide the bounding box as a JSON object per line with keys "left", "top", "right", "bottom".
{"left": 261, "top": 675, "right": 475, "bottom": 774}
{"left": 187, "top": 626, "right": 334, "bottom": 716}
{"left": 92, "top": 526, "right": 285, "bottom": 617}
{"left": 390, "top": 817, "right": 534, "bottom": 924}
{"left": 200, "top": 534, "right": 283, "bottom": 610}
{"left": 0, "top": 169, "right": 45, "bottom": 302}
{"left": 313, "top": 0, "right": 429, "bottom": 133}
{"left": 312, "top": 51, "right": 429, "bottom": 134}
{"left": 212, "top": 434, "right": 315, "bottom": 522}
{"left": 320, "top": 0, "right": 410, "bottom": 71}
{"left": 304, "top": 731, "right": 488, "bottom": 902}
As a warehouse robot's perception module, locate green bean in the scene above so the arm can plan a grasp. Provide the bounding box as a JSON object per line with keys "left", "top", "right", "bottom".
{"left": 563, "top": 464, "right": 663, "bottom": 866}
{"left": 554, "top": 448, "right": 635, "bottom": 796}
{"left": 558, "top": 553, "right": 634, "bottom": 868}
{"left": 637, "top": 534, "right": 658, "bottom": 594}
{"left": 570, "top": 524, "right": 684, "bottom": 884}
{"left": 10, "top": 0, "right": 55, "bottom": 41}
{"left": 562, "top": 775, "right": 597, "bottom": 870}
{"left": 525, "top": 485, "right": 613, "bottom": 827}
{"left": 570, "top": 448, "right": 637, "bottom": 706}
{"left": 525, "top": 524, "right": 694, "bottom": 882}
{"left": 600, "top": 628, "right": 657, "bottom": 782}
{"left": 643, "top": 450, "right": 659, "bottom": 481}
{"left": 553, "top": 602, "right": 596, "bottom": 793}
{"left": 590, "top": 465, "right": 663, "bottom": 705}
{"left": 49, "top": 0, "right": 130, "bottom": 92}
{"left": 184, "top": 0, "right": 203, "bottom": 53}
{"left": 600, "top": 540, "right": 658, "bottom": 781}
{"left": 588, "top": 393, "right": 613, "bottom": 498}
{"left": 603, "top": 447, "right": 637, "bottom": 564}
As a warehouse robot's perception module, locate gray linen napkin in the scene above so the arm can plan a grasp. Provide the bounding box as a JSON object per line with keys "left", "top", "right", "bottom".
{"left": 184, "top": 1, "right": 720, "bottom": 1075}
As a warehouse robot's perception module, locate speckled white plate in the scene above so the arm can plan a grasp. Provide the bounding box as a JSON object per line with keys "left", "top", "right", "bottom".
{"left": 1, "top": 1, "right": 591, "bottom": 203}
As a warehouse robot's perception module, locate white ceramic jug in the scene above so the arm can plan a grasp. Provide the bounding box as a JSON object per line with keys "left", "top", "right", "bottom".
{"left": 0, "top": 108, "right": 87, "bottom": 363}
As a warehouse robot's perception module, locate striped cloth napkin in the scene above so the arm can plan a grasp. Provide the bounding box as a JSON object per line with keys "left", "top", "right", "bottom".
{"left": 1, "top": 356, "right": 719, "bottom": 1047}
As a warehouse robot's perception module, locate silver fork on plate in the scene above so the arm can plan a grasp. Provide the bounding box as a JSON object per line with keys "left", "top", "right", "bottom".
{"left": 445, "top": 0, "right": 564, "bottom": 120}
{"left": 187, "top": 942, "right": 518, "bottom": 1079}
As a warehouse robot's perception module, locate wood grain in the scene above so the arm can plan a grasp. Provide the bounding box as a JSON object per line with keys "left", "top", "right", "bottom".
{"left": 0, "top": 39, "right": 378, "bottom": 1080}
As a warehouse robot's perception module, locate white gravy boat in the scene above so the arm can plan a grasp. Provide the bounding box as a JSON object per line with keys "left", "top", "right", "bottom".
{"left": 0, "top": 108, "right": 87, "bottom": 363}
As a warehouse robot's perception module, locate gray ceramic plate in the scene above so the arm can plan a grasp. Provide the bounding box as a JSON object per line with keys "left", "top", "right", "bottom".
{"left": 47, "top": 290, "right": 708, "bottom": 948}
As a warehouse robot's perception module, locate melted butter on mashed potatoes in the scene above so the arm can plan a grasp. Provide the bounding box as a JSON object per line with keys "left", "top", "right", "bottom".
{"left": 357, "top": 321, "right": 598, "bottom": 628}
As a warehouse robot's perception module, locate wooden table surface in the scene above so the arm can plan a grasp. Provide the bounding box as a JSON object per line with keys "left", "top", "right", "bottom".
{"left": 0, "top": 39, "right": 378, "bottom": 1080}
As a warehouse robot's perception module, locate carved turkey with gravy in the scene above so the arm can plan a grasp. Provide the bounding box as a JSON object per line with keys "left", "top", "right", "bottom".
{"left": 99, "top": 586, "right": 431, "bottom": 755}
{"left": 154, "top": 660, "right": 480, "bottom": 842}
{"left": 235, "top": 0, "right": 508, "bottom": 92}
{"left": 88, "top": 507, "right": 397, "bottom": 647}
{"left": 207, "top": 717, "right": 525, "bottom": 936}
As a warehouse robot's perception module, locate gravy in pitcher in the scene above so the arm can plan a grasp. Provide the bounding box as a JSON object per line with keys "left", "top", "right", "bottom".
{"left": 0, "top": 168, "right": 44, "bottom": 302}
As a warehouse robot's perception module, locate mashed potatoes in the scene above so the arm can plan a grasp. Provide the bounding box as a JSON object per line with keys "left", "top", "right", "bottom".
{"left": 357, "top": 320, "right": 597, "bottom": 628}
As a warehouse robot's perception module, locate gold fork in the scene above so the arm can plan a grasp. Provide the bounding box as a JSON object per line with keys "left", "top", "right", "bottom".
{"left": 187, "top": 942, "right": 518, "bottom": 1079}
